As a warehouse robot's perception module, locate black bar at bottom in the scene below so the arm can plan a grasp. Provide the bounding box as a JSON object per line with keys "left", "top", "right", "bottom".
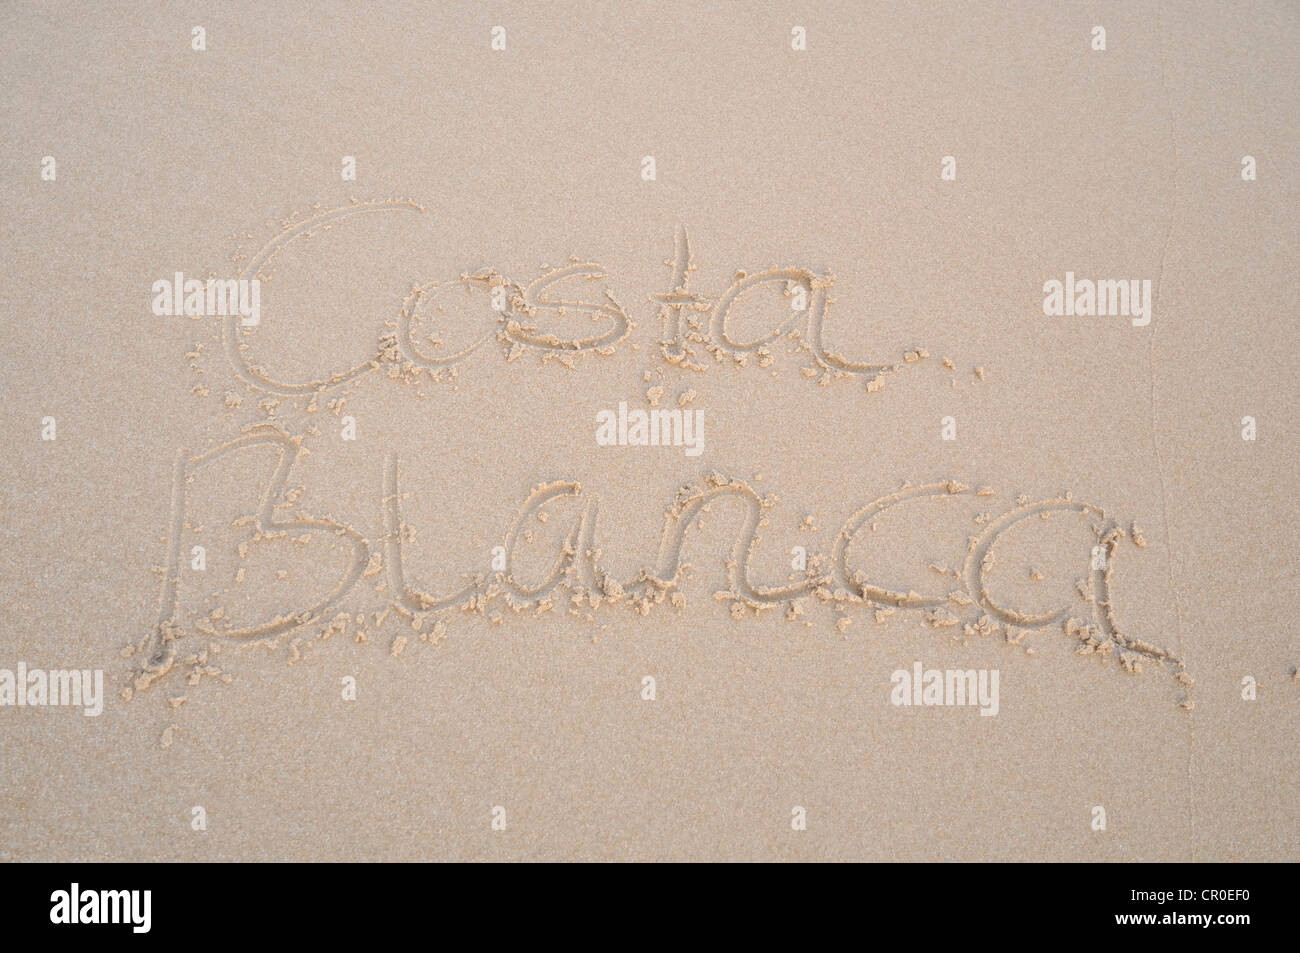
{"left": 0, "top": 862, "right": 1280, "bottom": 941}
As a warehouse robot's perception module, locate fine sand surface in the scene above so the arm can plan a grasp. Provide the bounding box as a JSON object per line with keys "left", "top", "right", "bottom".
{"left": 1, "top": 1, "right": 1295, "bottom": 862}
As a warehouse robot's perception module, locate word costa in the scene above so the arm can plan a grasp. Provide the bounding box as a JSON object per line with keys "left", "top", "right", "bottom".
{"left": 218, "top": 201, "right": 921, "bottom": 397}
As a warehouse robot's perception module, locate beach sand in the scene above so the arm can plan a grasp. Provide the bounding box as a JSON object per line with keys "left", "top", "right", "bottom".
{"left": 0, "top": 0, "right": 1295, "bottom": 861}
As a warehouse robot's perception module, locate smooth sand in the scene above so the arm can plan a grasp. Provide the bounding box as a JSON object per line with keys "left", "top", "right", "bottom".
{"left": 0, "top": 1, "right": 1295, "bottom": 861}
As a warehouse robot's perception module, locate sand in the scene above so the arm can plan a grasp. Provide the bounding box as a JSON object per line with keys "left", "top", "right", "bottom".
{"left": 0, "top": 0, "right": 1295, "bottom": 861}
